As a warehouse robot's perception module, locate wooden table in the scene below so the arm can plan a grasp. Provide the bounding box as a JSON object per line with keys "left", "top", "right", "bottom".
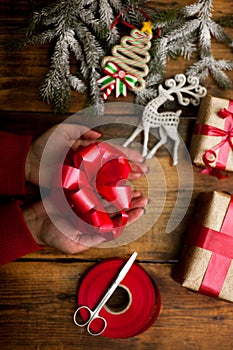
{"left": 1, "top": 1, "right": 233, "bottom": 349}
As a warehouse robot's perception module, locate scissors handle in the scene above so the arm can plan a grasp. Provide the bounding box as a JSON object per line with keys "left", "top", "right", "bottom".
{"left": 74, "top": 305, "right": 107, "bottom": 336}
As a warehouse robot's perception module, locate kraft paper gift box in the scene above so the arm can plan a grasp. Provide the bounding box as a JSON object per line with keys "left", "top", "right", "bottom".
{"left": 190, "top": 95, "right": 233, "bottom": 176}
{"left": 174, "top": 191, "right": 233, "bottom": 302}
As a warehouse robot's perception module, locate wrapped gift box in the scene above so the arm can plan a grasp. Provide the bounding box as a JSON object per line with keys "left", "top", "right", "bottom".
{"left": 174, "top": 191, "right": 233, "bottom": 302}
{"left": 190, "top": 95, "right": 233, "bottom": 175}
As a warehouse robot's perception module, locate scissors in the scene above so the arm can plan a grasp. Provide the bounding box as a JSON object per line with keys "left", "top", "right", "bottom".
{"left": 73, "top": 252, "right": 137, "bottom": 336}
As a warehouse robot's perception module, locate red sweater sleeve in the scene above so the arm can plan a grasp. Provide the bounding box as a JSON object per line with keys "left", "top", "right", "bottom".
{"left": 0, "top": 131, "right": 32, "bottom": 195}
{"left": 0, "top": 131, "right": 41, "bottom": 265}
{"left": 0, "top": 201, "right": 41, "bottom": 265}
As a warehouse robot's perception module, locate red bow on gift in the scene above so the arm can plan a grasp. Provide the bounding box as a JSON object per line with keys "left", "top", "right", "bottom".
{"left": 186, "top": 197, "right": 233, "bottom": 298}
{"left": 194, "top": 100, "right": 233, "bottom": 179}
{"left": 218, "top": 107, "right": 233, "bottom": 119}
{"left": 52, "top": 142, "right": 132, "bottom": 240}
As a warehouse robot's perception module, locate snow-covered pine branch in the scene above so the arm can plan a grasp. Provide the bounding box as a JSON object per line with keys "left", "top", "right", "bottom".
{"left": 141, "top": 0, "right": 233, "bottom": 102}
{"left": 19, "top": 0, "right": 148, "bottom": 113}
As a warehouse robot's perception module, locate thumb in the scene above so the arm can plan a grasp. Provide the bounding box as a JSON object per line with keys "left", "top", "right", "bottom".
{"left": 63, "top": 124, "right": 102, "bottom": 141}
{"left": 71, "top": 128, "right": 103, "bottom": 151}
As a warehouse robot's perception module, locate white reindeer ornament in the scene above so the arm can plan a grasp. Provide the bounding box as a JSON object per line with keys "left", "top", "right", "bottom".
{"left": 123, "top": 74, "right": 207, "bottom": 165}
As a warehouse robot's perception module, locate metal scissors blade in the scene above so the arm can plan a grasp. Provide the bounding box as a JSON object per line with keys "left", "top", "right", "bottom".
{"left": 74, "top": 252, "right": 137, "bottom": 336}
{"left": 110, "top": 251, "right": 138, "bottom": 287}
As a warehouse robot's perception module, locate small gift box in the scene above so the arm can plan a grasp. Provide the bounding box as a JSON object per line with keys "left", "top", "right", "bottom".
{"left": 190, "top": 95, "right": 233, "bottom": 177}
{"left": 174, "top": 191, "right": 233, "bottom": 302}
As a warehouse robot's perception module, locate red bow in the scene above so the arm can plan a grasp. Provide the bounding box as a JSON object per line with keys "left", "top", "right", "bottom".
{"left": 186, "top": 197, "right": 233, "bottom": 298}
{"left": 199, "top": 124, "right": 233, "bottom": 179}
{"left": 194, "top": 100, "right": 233, "bottom": 179}
{"left": 52, "top": 142, "right": 132, "bottom": 240}
{"left": 218, "top": 107, "right": 233, "bottom": 119}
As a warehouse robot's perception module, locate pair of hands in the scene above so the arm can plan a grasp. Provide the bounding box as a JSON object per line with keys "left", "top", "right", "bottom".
{"left": 24, "top": 124, "right": 148, "bottom": 254}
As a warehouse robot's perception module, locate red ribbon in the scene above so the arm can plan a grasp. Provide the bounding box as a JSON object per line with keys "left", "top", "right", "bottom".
{"left": 110, "top": 6, "right": 161, "bottom": 38}
{"left": 76, "top": 258, "right": 161, "bottom": 338}
{"left": 186, "top": 197, "right": 233, "bottom": 298}
{"left": 110, "top": 7, "right": 151, "bottom": 30}
{"left": 52, "top": 142, "right": 132, "bottom": 240}
{"left": 102, "top": 63, "right": 137, "bottom": 91}
{"left": 194, "top": 100, "right": 233, "bottom": 179}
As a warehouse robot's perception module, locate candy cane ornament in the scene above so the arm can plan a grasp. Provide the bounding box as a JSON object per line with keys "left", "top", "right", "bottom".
{"left": 102, "top": 83, "right": 115, "bottom": 100}
{"left": 98, "top": 21, "right": 153, "bottom": 100}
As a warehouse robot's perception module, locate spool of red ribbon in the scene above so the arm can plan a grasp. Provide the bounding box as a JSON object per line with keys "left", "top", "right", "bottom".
{"left": 76, "top": 258, "right": 161, "bottom": 338}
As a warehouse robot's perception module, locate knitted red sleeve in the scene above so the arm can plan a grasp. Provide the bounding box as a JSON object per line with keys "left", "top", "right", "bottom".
{"left": 0, "top": 201, "right": 41, "bottom": 265}
{"left": 0, "top": 131, "right": 32, "bottom": 195}
{"left": 0, "top": 132, "right": 41, "bottom": 265}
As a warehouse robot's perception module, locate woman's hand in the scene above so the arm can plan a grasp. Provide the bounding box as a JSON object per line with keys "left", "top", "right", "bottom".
{"left": 25, "top": 123, "right": 148, "bottom": 187}
{"left": 23, "top": 191, "right": 148, "bottom": 254}
{"left": 25, "top": 124, "right": 103, "bottom": 186}
{"left": 24, "top": 123, "right": 149, "bottom": 253}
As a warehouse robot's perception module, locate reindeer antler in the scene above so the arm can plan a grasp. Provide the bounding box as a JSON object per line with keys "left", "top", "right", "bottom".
{"left": 164, "top": 74, "right": 207, "bottom": 106}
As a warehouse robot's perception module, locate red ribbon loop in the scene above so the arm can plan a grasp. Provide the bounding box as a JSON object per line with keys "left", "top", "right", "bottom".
{"left": 194, "top": 100, "right": 233, "bottom": 179}
{"left": 52, "top": 142, "right": 132, "bottom": 240}
{"left": 110, "top": 7, "right": 151, "bottom": 30}
{"left": 218, "top": 107, "right": 233, "bottom": 119}
{"left": 200, "top": 125, "right": 233, "bottom": 179}
{"left": 110, "top": 6, "right": 161, "bottom": 38}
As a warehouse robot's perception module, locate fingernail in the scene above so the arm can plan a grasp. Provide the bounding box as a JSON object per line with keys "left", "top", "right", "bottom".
{"left": 137, "top": 155, "right": 145, "bottom": 163}
{"left": 94, "top": 130, "right": 103, "bottom": 136}
{"left": 134, "top": 190, "right": 142, "bottom": 197}
{"left": 134, "top": 172, "right": 142, "bottom": 178}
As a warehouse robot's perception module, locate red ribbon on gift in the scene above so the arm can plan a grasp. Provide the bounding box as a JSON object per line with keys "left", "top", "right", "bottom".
{"left": 52, "top": 142, "right": 132, "bottom": 240}
{"left": 186, "top": 197, "right": 233, "bottom": 298}
{"left": 194, "top": 100, "right": 233, "bottom": 179}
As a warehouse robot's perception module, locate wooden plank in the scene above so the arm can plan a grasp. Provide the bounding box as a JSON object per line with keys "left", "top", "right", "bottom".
{"left": 0, "top": 1, "right": 232, "bottom": 113}
{"left": 1, "top": 261, "right": 233, "bottom": 350}
{"left": 18, "top": 116, "right": 233, "bottom": 261}
{"left": 0, "top": 114, "right": 231, "bottom": 261}
{"left": 1, "top": 2, "right": 233, "bottom": 350}
{"left": 25, "top": 163, "right": 233, "bottom": 261}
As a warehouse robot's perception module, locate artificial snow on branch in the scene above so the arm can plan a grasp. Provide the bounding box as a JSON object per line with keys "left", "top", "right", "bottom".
{"left": 184, "top": 0, "right": 233, "bottom": 88}
{"left": 19, "top": 0, "right": 147, "bottom": 114}
{"left": 136, "top": 0, "right": 233, "bottom": 105}
{"left": 12, "top": 0, "right": 233, "bottom": 113}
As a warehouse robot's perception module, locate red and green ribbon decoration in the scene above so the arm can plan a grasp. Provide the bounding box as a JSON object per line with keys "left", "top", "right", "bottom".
{"left": 97, "top": 62, "right": 137, "bottom": 98}
{"left": 194, "top": 100, "right": 233, "bottom": 179}
{"left": 52, "top": 142, "right": 132, "bottom": 240}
